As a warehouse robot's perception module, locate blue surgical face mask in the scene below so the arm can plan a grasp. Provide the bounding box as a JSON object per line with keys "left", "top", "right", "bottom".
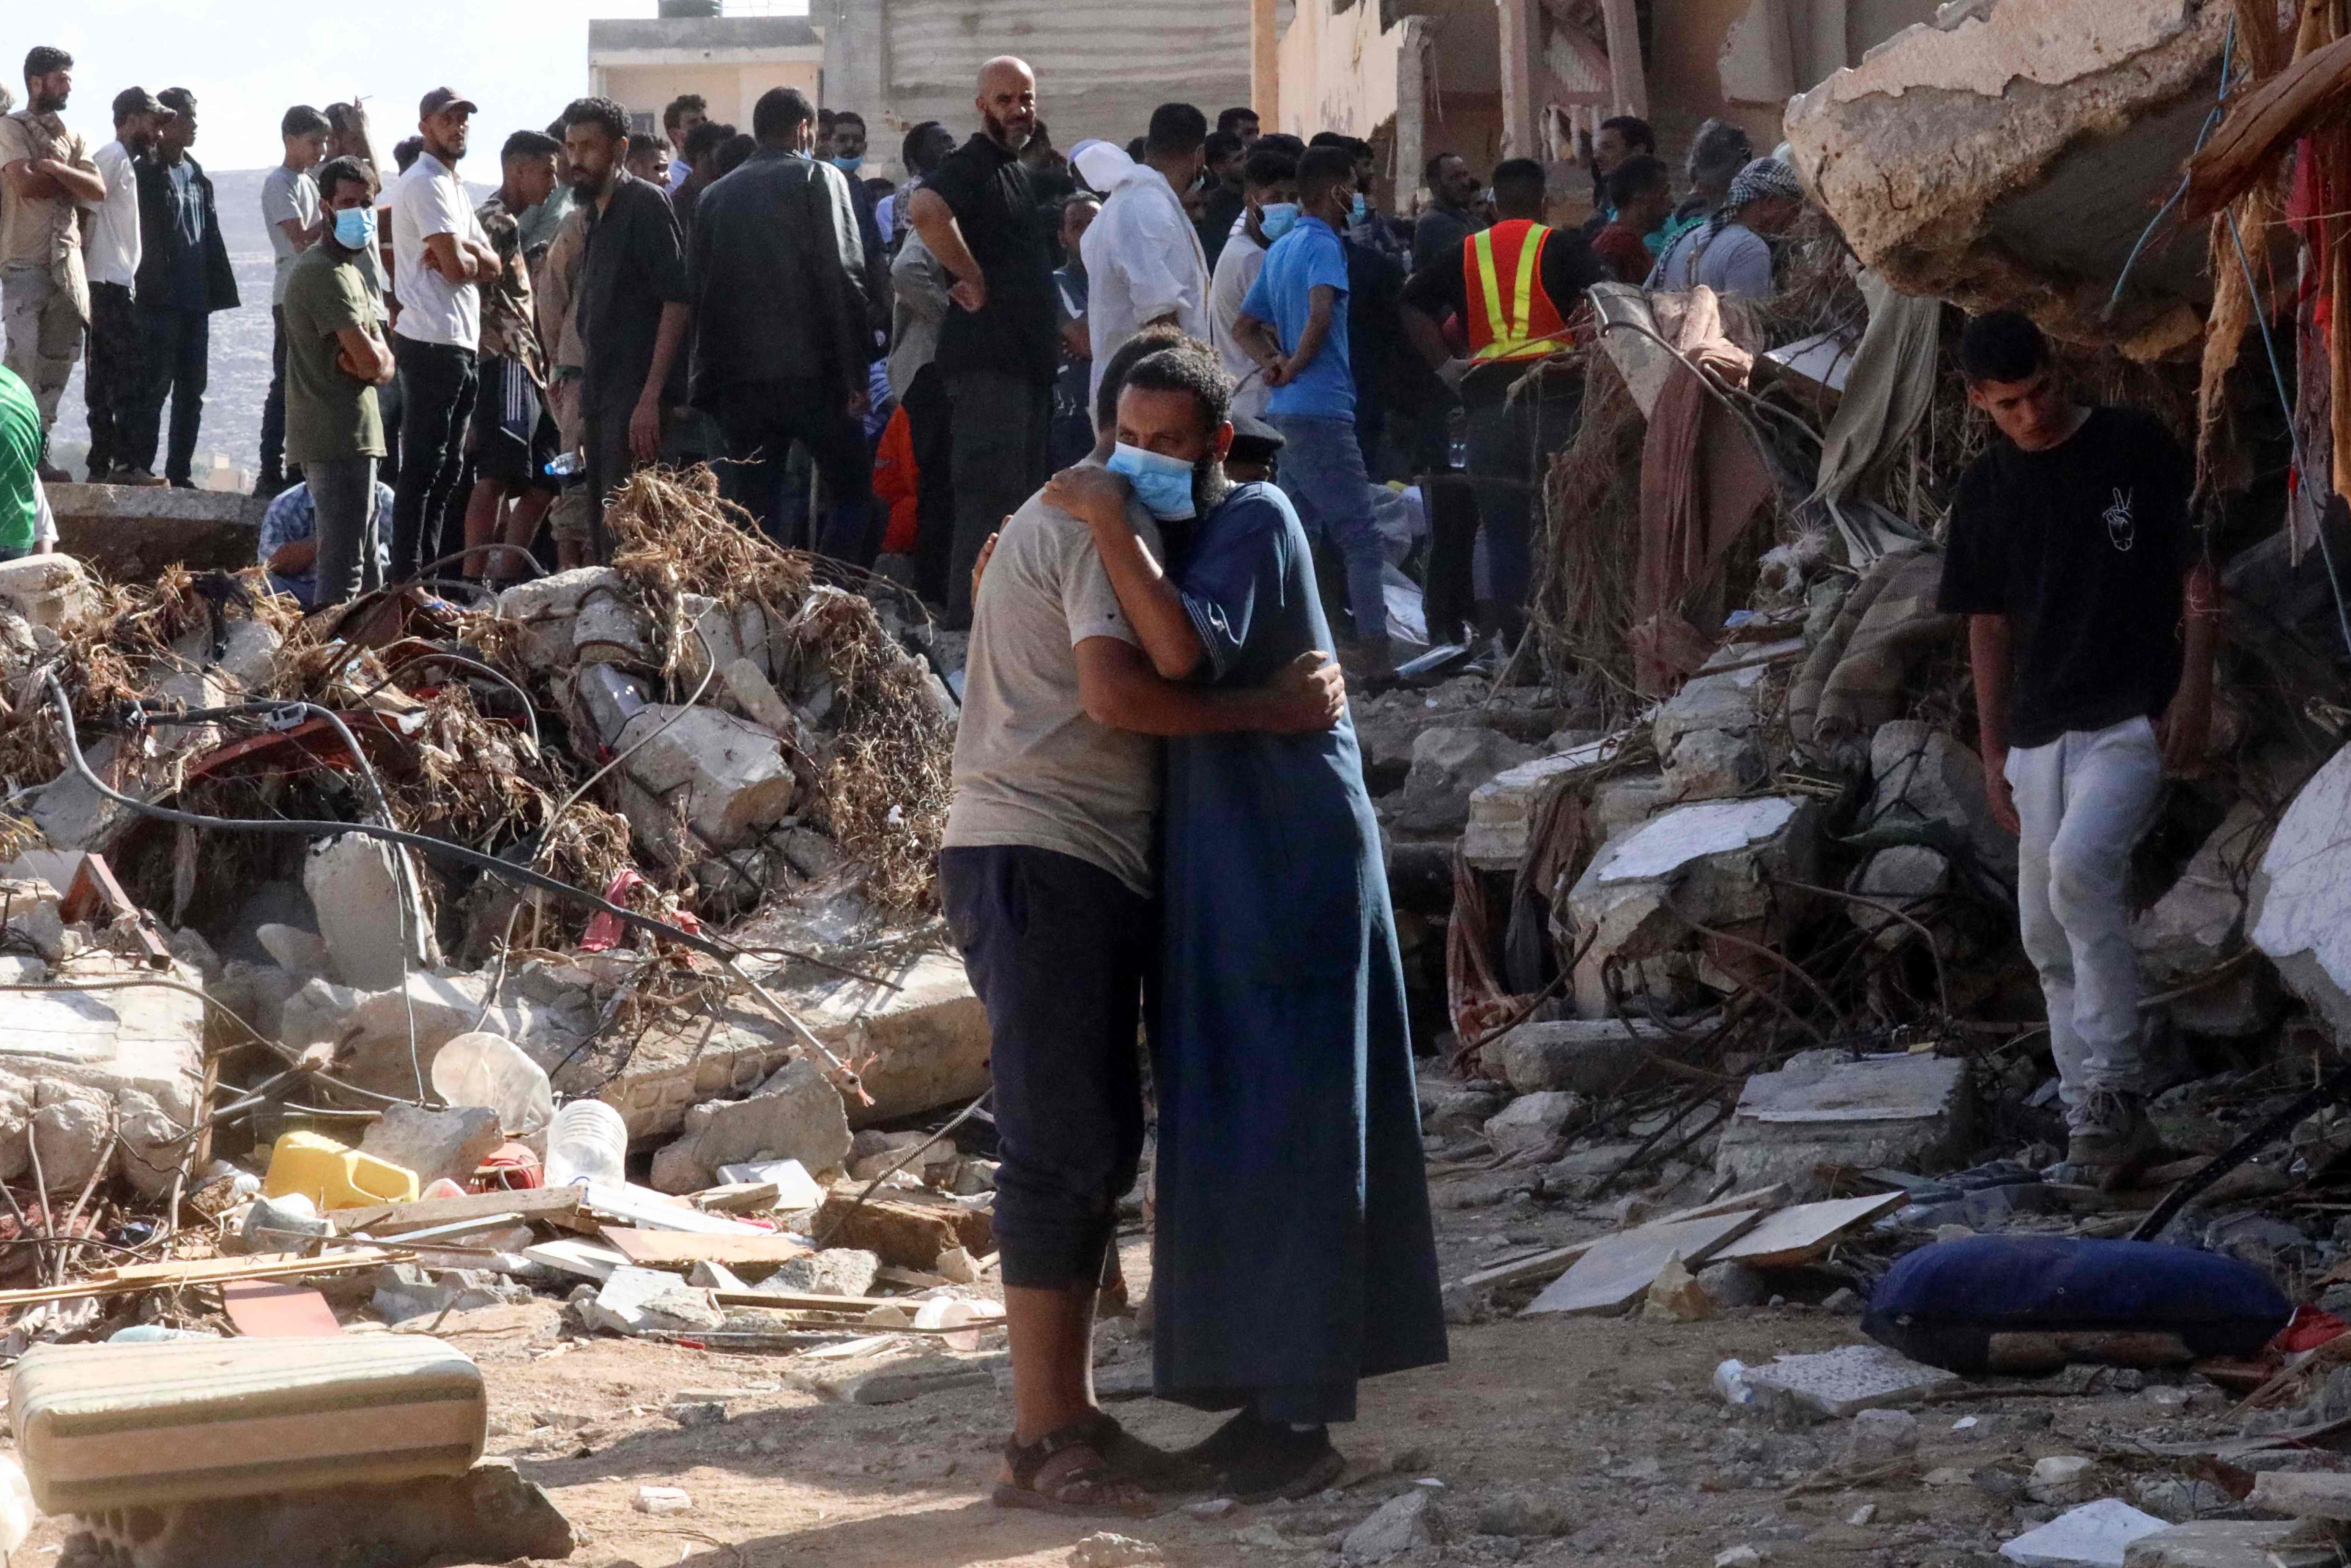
{"left": 1351, "top": 193, "right": 1369, "bottom": 223}
{"left": 1259, "top": 202, "right": 1300, "bottom": 241}
{"left": 331, "top": 205, "right": 375, "bottom": 251}
{"left": 832, "top": 155, "right": 863, "bottom": 174}
{"left": 1106, "top": 444, "right": 1198, "bottom": 522}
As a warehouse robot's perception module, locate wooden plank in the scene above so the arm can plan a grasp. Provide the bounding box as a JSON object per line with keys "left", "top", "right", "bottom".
{"left": 0, "top": 1250, "right": 392, "bottom": 1308}
{"left": 329, "top": 1186, "right": 586, "bottom": 1237}
{"left": 1522, "top": 1211, "right": 1762, "bottom": 1317}
{"left": 602, "top": 1229, "right": 811, "bottom": 1268}
{"left": 710, "top": 1289, "right": 900, "bottom": 1314}
{"left": 1710, "top": 1192, "right": 1905, "bottom": 1269}
{"left": 692, "top": 1182, "right": 780, "bottom": 1214}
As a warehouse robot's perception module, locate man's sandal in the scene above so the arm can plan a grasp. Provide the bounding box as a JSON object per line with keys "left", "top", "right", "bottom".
{"left": 992, "top": 1423, "right": 1161, "bottom": 1518}
{"left": 1086, "top": 1411, "right": 1215, "bottom": 1494}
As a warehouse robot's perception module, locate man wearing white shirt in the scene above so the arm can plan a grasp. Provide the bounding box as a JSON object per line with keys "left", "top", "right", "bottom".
{"left": 388, "top": 86, "right": 497, "bottom": 582}
{"left": 1077, "top": 103, "right": 1210, "bottom": 413}
{"left": 1208, "top": 144, "right": 1297, "bottom": 423}
{"left": 82, "top": 88, "right": 168, "bottom": 483}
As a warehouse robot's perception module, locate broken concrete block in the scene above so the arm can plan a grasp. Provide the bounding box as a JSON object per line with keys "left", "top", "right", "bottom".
{"left": 2001, "top": 1499, "right": 2170, "bottom": 1567}
{"left": 2251, "top": 746, "right": 2351, "bottom": 1040}
{"left": 255, "top": 922, "right": 331, "bottom": 981}
{"left": 1846, "top": 1407, "right": 1921, "bottom": 1464}
{"left": 65, "top": 1461, "right": 571, "bottom": 1568}
{"left": 1740, "top": 1344, "right": 1962, "bottom": 1418}
{"left": 1662, "top": 727, "right": 1766, "bottom": 803}
{"left": 614, "top": 705, "right": 797, "bottom": 867}
{"left": 572, "top": 585, "right": 655, "bottom": 668}
{"left": 2139, "top": 800, "right": 2277, "bottom": 1037}
{"left": 1343, "top": 1488, "right": 1449, "bottom": 1563}
{"left": 648, "top": 1058, "right": 853, "bottom": 1194}
{"left": 2030, "top": 1456, "right": 2102, "bottom": 1506}
{"left": 813, "top": 1190, "right": 991, "bottom": 1272}
{"left": 1421, "top": 1078, "right": 1510, "bottom": 1138}
{"left": 1069, "top": 1533, "right": 1166, "bottom": 1568}
{"left": 371, "top": 1264, "right": 517, "bottom": 1324}
{"left": 1866, "top": 721, "right": 2017, "bottom": 878}
{"left": 578, "top": 1266, "right": 726, "bottom": 1335}
{"left": 1695, "top": 1259, "right": 1771, "bottom": 1308}
{"left": 303, "top": 834, "right": 438, "bottom": 992}
{"left": 360, "top": 1104, "right": 504, "bottom": 1191}
{"left": 289, "top": 971, "right": 593, "bottom": 1107}
{"left": 2247, "top": 1470, "right": 2351, "bottom": 1520}
{"left": 44, "top": 483, "right": 264, "bottom": 579}
{"left": 2123, "top": 1521, "right": 2339, "bottom": 1567}
{"left": 0, "top": 552, "right": 96, "bottom": 630}
{"left": 1642, "top": 1254, "right": 1714, "bottom": 1322}
{"left": 1394, "top": 726, "right": 1539, "bottom": 836}
{"left": 0, "top": 952, "right": 205, "bottom": 1196}
{"left": 584, "top": 949, "right": 988, "bottom": 1140}
{"left": 1563, "top": 796, "right": 1820, "bottom": 1019}
{"left": 1715, "top": 1049, "right": 1972, "bottom": 1201}
{"left": 1489, "top": 1019, "right": 1676, "bottom": 1097}
{"left": 1654, "top": 664, "right": 1767, "bottom": 756}
{"left": 765, "top": 1248, "right": 881, "bottom": 1299}
{"left": 1847, "top": 844, "right": 1952, "bottom": 948}
{"left": 1481, "top": 1091, "right": 1583, "bottom": 1154}
{"left": 1461, "top": 733, "right": 1631, "bottom": 871}
{"left": 1784, "top": 0, "right": 2230, "bottom": 356}
{"left": 715, "top": 1158, "right": 827, "bottom": 1211}
{"left": 720, "top": 656, "right": 802, "bottom": 740}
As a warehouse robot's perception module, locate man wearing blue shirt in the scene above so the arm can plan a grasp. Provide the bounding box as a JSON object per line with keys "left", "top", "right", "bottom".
{"left": 1232, "top": 144, "right": 1388, "bottom": 676}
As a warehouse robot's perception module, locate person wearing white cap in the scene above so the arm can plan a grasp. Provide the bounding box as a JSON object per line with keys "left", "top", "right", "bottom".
{"left": 1648, "top": 155, "right": 1802, "bottom": 300}
{"left": 1078, "top": 104, "right": 1212, "bottom": 414}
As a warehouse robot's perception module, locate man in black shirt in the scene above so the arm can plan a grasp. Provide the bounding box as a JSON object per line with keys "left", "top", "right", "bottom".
{"left": 1937, "top": 310, "right": 2215, "bottom": 1185}
{"left": 1399, "top": 158, "right": 1606, "bottom": 647}
{"left": 562, "top": 96, "right": 692, "bottom": 560}
{"left": 908, "top": 56, "right": 1059, "bottom": 625}
{"left": 689, "top": 87, "right": 873, "bottom": 561}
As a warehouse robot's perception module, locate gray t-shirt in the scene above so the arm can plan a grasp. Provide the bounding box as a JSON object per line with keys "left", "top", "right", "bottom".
{"left": 944, "top": 472, "right": 1164, "bottom": 896}
{"left": 263, "top": 164, "right": 321, "bottom": 306}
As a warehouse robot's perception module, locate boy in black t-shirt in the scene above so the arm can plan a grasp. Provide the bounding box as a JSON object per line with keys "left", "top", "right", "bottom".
{"left": 1937, "top": 312, "right": 2217, "bottom": 1186}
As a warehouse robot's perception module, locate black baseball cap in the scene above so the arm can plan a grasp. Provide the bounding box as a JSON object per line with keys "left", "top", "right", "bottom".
{"left": 1229, "top": 413, "right": 1286, "bottom": 466}
{"left": 419, "top": 87, "right": 478, "bottom": 120}
{"left": 111, "top": 87, "right": 174, "bottom": 121}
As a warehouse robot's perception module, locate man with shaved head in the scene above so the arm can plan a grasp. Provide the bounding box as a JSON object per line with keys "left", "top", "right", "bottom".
{"left": 908, "top": 57, "right": 1059, "bottom": 626}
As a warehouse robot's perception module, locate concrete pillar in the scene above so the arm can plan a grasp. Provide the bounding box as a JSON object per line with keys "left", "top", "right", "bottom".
{"left": 1601, "top": 0, "right": 1649, "bottom": 117}
{"left": 1252, "top": 0, "right": 1281, "bottom": 131}
{"left": 1499, "top": 0, "right": 1536, "bottom": 159}
{"left": 1396, "top": 18, "right": 1431, "bottom": 214}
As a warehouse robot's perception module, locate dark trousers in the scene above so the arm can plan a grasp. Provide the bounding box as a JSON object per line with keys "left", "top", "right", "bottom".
{"left": 309, "top": 454, "right": 382, "bottom": 608}
{"left": 940, "top": 845, "right": 1150, "bottom": 1291}
{"left": 945, "top": 368, "right": 1052, "bottom": 626}
{"left": 711, "top": 378, "right": 876, "bottom": 566}
{"left": 1465, "top": 384, "right": 1580, "bottom": 640}
{"left": 122, "top": 307, "right": 210, "bottom": 485}
{"left": 582, "top": 400, "right": 688, "bottom": 562}
{"left": 1421, "top": 475, "right": 1480, "bottom": 647}
{"left": 260, "top": 305, "right": 291, "bottom": 486}
{"left": 84, "top": 283, "right": 137, "bottom": 480}
{"left": 904, "top": 365, "right": 956, "bottom": 605}
{"left": 391, "top": 337, "right": 478, "bottom": 582}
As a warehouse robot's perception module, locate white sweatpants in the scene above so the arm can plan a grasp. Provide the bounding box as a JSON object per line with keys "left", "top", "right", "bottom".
{"left": 2004, "top": 717, "right": 2163, "bottom": 1115}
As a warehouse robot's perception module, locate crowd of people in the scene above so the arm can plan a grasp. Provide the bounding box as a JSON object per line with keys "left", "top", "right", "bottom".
{"left": 0, "top": 46, "right": 1815, "bottom": 621}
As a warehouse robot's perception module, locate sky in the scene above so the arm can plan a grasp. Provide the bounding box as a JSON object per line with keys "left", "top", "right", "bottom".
{"left": 17, "top": 0, "right": 808, "bottom": 172}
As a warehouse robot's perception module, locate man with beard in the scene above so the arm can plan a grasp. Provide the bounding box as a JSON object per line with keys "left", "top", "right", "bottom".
{"left": 943, "top": 328, "right": 1347, "bottom": 1518}
{"left": 563, "top": 95, "right": 691, "bottom": 560}
{"left": 460, "top": 130, "right": 561, "bottom": 587}
{"left": 0, "top": 47, "right": 104, "bottom": 480}
{"left": 83, "top": 88, "right": 171, "bottom": 484}
{"left": 1041, "top": 338, "right": 1445, "bottom": 1499}
{"left": 388, "top": 87, "right": 497, "bottom": 579}
{"left": 126, "top": 88, "right": 237, "bottom": 490}
{"left": 908, "top": 56, "right": 1058, "bottom": 627}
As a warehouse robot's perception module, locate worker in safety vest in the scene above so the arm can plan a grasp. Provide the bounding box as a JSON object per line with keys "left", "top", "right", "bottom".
{"left": 1401, "top": 157, "right": 1606, "bottom": 651}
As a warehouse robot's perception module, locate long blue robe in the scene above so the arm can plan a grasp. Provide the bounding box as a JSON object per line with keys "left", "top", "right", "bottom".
{"left": 1149, "top": 482, "right": 1448, "bottom": 1421}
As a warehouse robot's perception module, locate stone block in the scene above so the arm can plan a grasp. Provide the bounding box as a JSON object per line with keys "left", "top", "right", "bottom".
{"left": 360, "top": 1104, "right": 504, "bottom": 1190}
{"left": 1715, "top": 1049, "right": 1971, "bottom": 1201}
{"left": 763, "top": 1248, "right": 881, "bottom": 1299}
{"left": 578, "top": 1266, "right": 726, "bottom": 1335}
{"left": 1653, "top": 665, "right": 1768, "bottom": 756}
{"left": 0, "top": 952, "right": 205, "bottom": 1196}
{"left": 646, "top": 1058, "right": 854, "bottom": 1194}
{"left": 1562, "top": 796, "right": 1818, "bottom": 1018}
{"left": 614, "top": 706, "right": 797, "bottom": 867}
{"left": 1488, "top": 1019, "right": 1672, "bottom": 1096}
{"left": 1393, "top": 727, "right": 1539, "bottom": 836}
{"left": 1866, "top": 721, "right": 2016, "bottom": 878}
{"left": 575, "top": 948, "right": 990, "bottom": 1142}
{"left": 1462, "top": 734, "right": 1631, "bottom": 871}
{"left": 0, "top": 553, "right": 96, "bottom": 630}
{"left": 1740, "top": 1343, "right": 1961, "bottom": 1417}
{"left": 1343, "top": 1489, "right": 1449, "bottom": 1563}
{"left": 303, "top": 834, "right": 438, "bottom": 992}
{"left": 1662, "top": 728, "right": 1766, "bottom": 803}
{"left": 494, "top": 566, "right": 619, "bottom": 672}
{"left": 292, "top": 971, "right": 594, "bottom": 1107}
{"left": 2140, "top": 800, "right": 2277, "bottom": 1036}
{"left": 1784, "top": 0, "right": 2231, "bottom": 356}
{"left": 372, "top": 1264, "right": 516, "bottom": 1324}
{"left": 1483, "top": 1091, "right": 1583, "bottom": 1154}
{"left": 2252, "top": 748, "right": 2351, "bottom": 1039}
{"left": 45, "top": 483, "right": 265, "bottom": 578}
{"left": 1847, "top": 844, "right": 1952, "bottom": 948}
{"left": 1590, "top": 770, "right": 1670, "bottom": 838}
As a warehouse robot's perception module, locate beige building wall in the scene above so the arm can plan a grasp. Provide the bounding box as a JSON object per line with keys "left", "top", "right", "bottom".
{"left": 1272, "top": 0, "right": 1409, "bottom": 145}
{"left": 595, "top": 61, "right": 823, "bottom": 139}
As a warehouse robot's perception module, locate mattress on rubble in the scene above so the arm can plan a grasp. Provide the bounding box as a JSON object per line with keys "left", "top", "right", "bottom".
{"left": 11, "top": 1335, "right": 486, "bottom": 1513}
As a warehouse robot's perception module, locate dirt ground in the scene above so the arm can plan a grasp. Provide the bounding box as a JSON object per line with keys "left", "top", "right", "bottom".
{"left": 9, "top": 1172, "right": 2261, "bottom": 1568}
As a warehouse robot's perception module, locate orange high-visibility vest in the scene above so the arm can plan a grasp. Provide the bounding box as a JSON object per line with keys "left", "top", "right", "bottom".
{"left": 1463, "top": 220, "right": 1568, "bottom": 362}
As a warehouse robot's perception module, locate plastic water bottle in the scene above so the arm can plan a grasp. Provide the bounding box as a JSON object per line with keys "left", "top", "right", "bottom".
{"left": 1714, "top": 1359, "right": 1756, "bottom": 1406}
{"left": 1447, "top": 408, "right": 1470, "bottom": 471}
{"left": 545, "top": 450, "right": 586, "bottom": 480}
{"left": 543, "top": 1100, "right": 629, "bottom": 1190}
{"left": 431, "top": 1031, "right": 554, "bottom": 1138}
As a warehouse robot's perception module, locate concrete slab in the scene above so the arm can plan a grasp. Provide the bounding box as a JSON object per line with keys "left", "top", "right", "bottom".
{"left": 1522, "top": 1211, "right": 1761, "bottom": 1317}
{"left": 2001, "top": 1499, "right": 2171, "bottom": 1566}
{"left": 1461, "top": 733, "right": 1632, "bottom": 871}
{"left": 2124, "top": 1521, "right": 2337, "bottom": 1567}
{"left": 1741, "top": 1343, "right": 1962, "bottom": 1418}
{"left": 45, "top": 483, "right": 267, "bottom": 578}
{"left": 1715, "top": 1050, "right": 1973, "bottom": 1201}
{"left": 1710, "top": 1192, "right": 1906, "bottom": 1268}
{"left": 2251, "top": 745, "right": 2351, "bottom": 1039}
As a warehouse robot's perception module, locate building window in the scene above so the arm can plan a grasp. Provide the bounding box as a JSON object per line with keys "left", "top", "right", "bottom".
{"left": 630, "top": 111, "right": 657, "bottom": 136}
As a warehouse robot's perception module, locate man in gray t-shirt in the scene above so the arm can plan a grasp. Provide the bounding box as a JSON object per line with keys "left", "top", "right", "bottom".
{"left": 938, "top": 337, "right": 1344, "bottom": 1512}
{"left": 259, "top": 105, "right": 330, "bottom": 493}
